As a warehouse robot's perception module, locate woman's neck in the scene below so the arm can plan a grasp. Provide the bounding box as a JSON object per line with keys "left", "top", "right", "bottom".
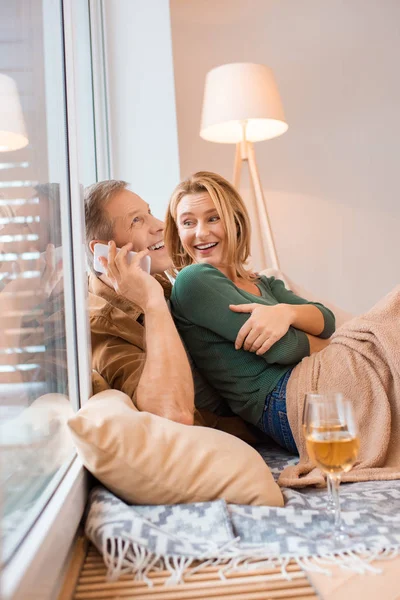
{"left": 213, "top": 264, "right": 236, "bottom": 282}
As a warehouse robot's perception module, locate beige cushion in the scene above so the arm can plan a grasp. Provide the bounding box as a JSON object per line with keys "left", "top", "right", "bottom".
{"left": 68, "top": 390, "right": 283, "bottom": 507}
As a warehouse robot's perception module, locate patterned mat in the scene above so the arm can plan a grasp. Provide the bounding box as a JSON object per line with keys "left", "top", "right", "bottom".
{"left": 85, "top": 441, "right": 400, "bottom": 583}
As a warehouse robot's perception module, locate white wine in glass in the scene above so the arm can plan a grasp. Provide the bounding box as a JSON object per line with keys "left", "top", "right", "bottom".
{"left": 303, "top": 395, "right": 359, "bottom": 542}
{"left": 302, "top": 393, "right": 344, "bottom": 514}
{"left": 306, "top": 428, "right": 359, "bottom": 474}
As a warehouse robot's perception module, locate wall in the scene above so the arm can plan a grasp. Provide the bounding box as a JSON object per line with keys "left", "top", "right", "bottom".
{"left": 170, "top": 0, "right": 400, "bottom": 313}
{"left": 103, "top": 0, "right": 180, "bottom": 220}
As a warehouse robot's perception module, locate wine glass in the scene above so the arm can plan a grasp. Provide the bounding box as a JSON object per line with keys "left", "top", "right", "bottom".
{"left": 303, "top": 393, "right": 336, "bottom": 515}
{"left": 303, "top": 394, "right": 359, "bottom": 542}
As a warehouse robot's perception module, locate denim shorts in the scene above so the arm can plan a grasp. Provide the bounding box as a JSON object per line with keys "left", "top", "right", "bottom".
{"left": 258, "top": 368, "right": 298, "bottom": 454}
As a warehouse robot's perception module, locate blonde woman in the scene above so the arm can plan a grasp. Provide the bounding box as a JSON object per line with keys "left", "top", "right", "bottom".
{"left": 165, "top": 172, "right": 335, "bottom": 454}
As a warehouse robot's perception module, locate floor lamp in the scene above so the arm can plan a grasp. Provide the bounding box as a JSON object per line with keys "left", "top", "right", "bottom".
{"left": 200, "top": 63, "right": 288, "bottom": 270}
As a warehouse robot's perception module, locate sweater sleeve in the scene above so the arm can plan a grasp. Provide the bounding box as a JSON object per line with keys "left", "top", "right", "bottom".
{"left": 171, "top": 264, "right": 310, "bottom": 366}
{"left": 264, "top": 276, "right": 336, "bottom": 339}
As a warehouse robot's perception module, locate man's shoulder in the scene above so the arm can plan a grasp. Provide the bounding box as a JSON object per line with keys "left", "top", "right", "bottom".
{"left": 88, "top": 291, "right": 113, "bottom": 324}
{"left": 88, "top": 279, "right": 145, "bottom": 349}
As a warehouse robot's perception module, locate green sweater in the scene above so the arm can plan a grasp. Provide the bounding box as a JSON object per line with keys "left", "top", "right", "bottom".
{"left": 171, "top": 263, "right": 335, "bottom": 426}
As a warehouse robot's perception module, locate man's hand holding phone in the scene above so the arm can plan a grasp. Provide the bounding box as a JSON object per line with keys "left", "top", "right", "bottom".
{"left": 94, "top": 242, "right": 151, "bottom": 274}
{"left": 97, "top": 241, "right": 165, "bottom": 311}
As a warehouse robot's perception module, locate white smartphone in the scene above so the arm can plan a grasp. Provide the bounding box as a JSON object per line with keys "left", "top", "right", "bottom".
{"left": 93, "top": 242, "right": 151, "bottom": 274}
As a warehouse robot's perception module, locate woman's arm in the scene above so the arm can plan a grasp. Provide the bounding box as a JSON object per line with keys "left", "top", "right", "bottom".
{"left": 230, "top": 303, "right": 325, "bottom": 355}
{"left": 231, "top": 302, "right": 325, "bottom": 352}
{"left": 288, "top": 304, "right": 325, "bottom": 335}
{"left": 306, "top": 333, "right": 330, "bottom": 354}
{"left": 230, "top": 277, "right": 335, "bottom": 355}
{"left": 171, "top": 264, "right": 310, "bottom": 366}
{"left": 267, "top": 277, "right": 336, "bottom": 338}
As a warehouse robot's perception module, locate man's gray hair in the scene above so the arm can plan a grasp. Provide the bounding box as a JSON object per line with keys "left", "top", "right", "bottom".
{"left": 84, "top": 179, "right": 128, "bottom": 274}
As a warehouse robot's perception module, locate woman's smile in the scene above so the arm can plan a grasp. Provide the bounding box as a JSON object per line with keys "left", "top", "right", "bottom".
{"left": 194, "top": 241, "right": 219, "bottom": 256}
{"left": 176, "top": 192, "right": 226, "bottom": 268}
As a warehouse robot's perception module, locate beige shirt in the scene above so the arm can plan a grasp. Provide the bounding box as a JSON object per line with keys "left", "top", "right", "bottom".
{"left": 88, "top": 273, "right": 265, "bottom": 443}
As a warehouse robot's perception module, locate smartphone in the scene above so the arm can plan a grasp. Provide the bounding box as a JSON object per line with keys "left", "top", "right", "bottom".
{"left": 93, "top": 243, "right": 151, "bottom": 274}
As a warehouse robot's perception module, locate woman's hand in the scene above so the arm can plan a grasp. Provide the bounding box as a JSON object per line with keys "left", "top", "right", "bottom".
{"left": 229, "top": 303, "right": 294, "bottom": 355}
{"left": 99, "top": 241, "right": 165, "bottom": 312}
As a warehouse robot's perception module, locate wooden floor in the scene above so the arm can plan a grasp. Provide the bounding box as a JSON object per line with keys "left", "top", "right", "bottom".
{"left": 59, "top": 538, "right": 319, "bottom": 600}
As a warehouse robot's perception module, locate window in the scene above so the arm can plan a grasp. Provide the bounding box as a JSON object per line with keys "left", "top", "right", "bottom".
{"left": 0, "top": 0, "right": 94, "bottom": 569}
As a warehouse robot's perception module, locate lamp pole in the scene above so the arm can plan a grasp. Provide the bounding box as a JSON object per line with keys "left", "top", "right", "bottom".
{"left": 233, "top": 121, "right": 280, "bottom": 270}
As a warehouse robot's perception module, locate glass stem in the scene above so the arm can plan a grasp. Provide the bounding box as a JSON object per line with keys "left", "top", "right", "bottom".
{"left": 329, "top": 474, "right": 342, "bottom": 532}
{"left": 327, "top": 475, "right": 332, "bottom": 500}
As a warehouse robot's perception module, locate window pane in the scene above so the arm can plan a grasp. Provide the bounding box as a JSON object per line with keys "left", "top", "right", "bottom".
{"left": 0, "top": 0, "right": 77, "bottom": 564}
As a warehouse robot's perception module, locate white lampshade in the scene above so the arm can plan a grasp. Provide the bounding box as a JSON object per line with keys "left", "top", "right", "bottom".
{"left": 0, "top": 74, "right": 29, "bottom": 152}
{"left": 200, "top": 62, "right": 288, "bottom": 144}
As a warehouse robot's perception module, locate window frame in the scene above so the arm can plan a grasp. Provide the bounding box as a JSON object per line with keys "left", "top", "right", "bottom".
{"left": 1, "top": 0, "right": 110, "bottom": 596}
{"left": 1, "top": 457, "right": 88, "bottom": 600}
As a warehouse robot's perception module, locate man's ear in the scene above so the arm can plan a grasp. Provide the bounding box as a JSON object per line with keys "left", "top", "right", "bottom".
{"left": 89, "top": 239, "right": 107, "bottom": 255}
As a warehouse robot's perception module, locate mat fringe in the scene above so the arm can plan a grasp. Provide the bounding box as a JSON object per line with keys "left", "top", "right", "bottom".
{"left": 96, "top": 533, "right": 400, "bottom": 586}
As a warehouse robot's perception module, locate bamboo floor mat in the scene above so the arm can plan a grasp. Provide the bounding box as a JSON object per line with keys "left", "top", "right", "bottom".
{"left": 59, "top": 538, "right": 319, "bottom": 600}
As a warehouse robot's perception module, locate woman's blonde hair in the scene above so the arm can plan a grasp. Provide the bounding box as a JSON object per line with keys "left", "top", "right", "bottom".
{"left": 165, "top": 171, "right": 255, "bottom": 281}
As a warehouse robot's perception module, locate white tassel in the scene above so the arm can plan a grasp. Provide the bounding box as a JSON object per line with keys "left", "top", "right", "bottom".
{"left": 296, "top": 555, "right": 332, "bottom": 576}
{"left": 91, "top": 529, "right": 400, "bottom": 587}
{"left": 165, "top": 556, "right": 194, "bottom": 586}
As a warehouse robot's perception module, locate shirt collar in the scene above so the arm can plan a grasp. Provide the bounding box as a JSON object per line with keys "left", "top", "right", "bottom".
{"left": 88, "top": 272, "right": 172, "bottom": 322}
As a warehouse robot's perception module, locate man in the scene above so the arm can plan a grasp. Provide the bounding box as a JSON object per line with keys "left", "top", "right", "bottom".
{"left": 85, "top": 180, "right": 196, "bottom": 425}
{"left": 85, "top": 180, "right": 263, "bottom": 441}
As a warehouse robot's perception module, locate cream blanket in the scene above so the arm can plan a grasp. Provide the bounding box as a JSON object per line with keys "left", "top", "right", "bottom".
{"left": 280, "top": 286, "right": 400, "bottom": 488}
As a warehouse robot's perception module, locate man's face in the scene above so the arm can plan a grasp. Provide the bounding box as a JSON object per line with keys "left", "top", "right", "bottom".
{"left": 105, "top": 189, "right": 171, "bottom": 275}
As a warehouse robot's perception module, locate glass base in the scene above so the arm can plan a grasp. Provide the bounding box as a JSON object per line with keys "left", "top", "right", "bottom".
{"left": 325, "top": 526, "right": 359, "bottom": 545}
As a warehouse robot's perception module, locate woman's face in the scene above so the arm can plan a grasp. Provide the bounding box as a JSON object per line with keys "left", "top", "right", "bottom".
{"left": 176, "top": 192, "right": 226, "bottom": 268}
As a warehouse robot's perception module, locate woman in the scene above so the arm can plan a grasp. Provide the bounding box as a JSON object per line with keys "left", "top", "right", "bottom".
{"left": 165, "top": 172, "right": 400, "bottom": 488}
{"left": 165, "top": 171, "right": 335, "bottom": 454}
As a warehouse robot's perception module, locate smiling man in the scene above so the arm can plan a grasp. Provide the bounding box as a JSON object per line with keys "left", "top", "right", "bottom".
{"left": 84, "top": 180, "right": 195, "bottom": 425}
